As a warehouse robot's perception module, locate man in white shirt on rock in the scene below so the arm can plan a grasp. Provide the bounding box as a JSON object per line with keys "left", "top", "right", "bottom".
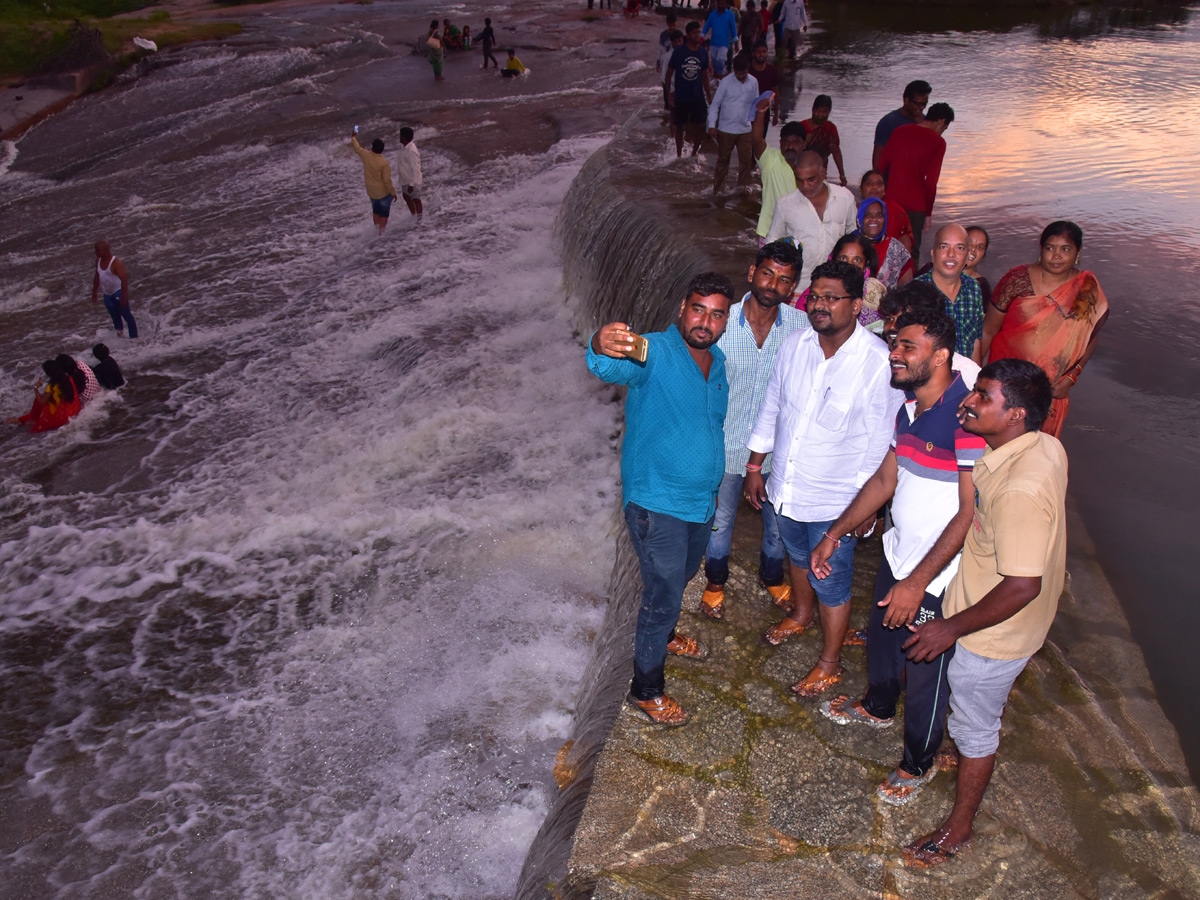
{"left": 744, "top": 259, "right": 904, "bottom": 699}
{"left": 396, "top": 127, "right": 423, "bottom": 219}
{"left": 765, "top": 150, "right": 857, "bottom": 293}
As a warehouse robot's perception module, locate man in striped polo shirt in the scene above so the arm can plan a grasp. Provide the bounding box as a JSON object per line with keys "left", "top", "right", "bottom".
{"left": 811, "top": 308, "right": 986, "bottom": 805}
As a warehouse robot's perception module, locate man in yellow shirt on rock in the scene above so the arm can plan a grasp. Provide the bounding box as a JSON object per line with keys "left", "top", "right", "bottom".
{"left": 899, "top": 357, "right": 1067, "bottom": 868}
{"left": 350, "top": 131, "right": 398, "bottom": 235}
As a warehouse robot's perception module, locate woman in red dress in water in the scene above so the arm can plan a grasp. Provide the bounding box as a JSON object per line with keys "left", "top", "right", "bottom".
{"left": 7, "top": 359, "right": 82, "bottom": 433}
{"left": 983, "top": 220, "right": 1109, "bottom": 438}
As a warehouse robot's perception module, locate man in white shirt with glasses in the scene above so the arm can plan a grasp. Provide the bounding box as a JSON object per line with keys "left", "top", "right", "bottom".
{"left": 744, "top": 259, "right": 903, "bottom": 699}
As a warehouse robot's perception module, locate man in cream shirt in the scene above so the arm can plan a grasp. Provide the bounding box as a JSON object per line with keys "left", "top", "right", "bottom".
{"left": 900, "top": 358, "right": 1066, "bottom": 868}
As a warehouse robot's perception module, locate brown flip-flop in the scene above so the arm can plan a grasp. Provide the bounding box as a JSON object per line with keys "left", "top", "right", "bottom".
{"left": 790, "top": 661, "right": 844, "bottom": 697}
{"left": 626, "top": 694, "right": 689, "bottom": 727}
{"left": 763, "top": 616, "right": 809, "bottom": 646}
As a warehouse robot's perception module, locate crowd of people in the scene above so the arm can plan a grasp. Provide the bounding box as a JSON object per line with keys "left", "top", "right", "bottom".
{"left": 423, "top": 15, "right": 524, "bottom": 82}
{"left": 7, "top": 239, "right": 129, "bottom": 435}
{"left": 6, "top": 343, "right": 123, "bottom": 434}
{"left": 588, "top": 14, "right": 1111, "bottom": 867}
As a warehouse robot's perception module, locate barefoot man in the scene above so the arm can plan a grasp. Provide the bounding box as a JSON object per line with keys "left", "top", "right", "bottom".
{"left": 901, "top": 358, "right": 1066, "bottom": 866}
{"left": 92, "top": 241, "right": 137, "bottom": 339}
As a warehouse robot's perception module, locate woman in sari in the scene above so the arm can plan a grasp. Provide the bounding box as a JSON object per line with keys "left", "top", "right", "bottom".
{"left": 860, "top": 170, "right": 913, "bottom": 251}
{"left": 6, "top": 360, "right": 81, "bottom": 433}
{"left": 856, "top": 197, "right": 913, "bottom": 292}
{"left": 791, "top": 235, "right": 886, "bottom": 333}
{"left": 983, "top": 220, "right": 1108, "bottom": 438}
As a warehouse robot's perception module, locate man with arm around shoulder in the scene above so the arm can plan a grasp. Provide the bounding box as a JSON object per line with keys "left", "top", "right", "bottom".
{"left": 812, "top": 308, "right": 986, "bottom": 806}
{"left": 900, "top": 358, "right": 1066, "bottom": 867}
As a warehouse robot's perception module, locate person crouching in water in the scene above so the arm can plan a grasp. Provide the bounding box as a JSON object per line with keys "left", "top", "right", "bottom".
{"left": 6, "top": 360, "right": 81, "bottom": 433}
{"left": 92, "top": 343, "right": 125, "bottom": 389}
{"left": 501, "top": 49, "right": 527, "bottom": 78}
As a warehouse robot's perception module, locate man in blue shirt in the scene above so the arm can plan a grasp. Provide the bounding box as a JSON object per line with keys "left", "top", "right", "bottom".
{"left": 700, "top": 242, "right": 808, "bottom": 621}
{"left": 587, "top": 272, "right": 735, "bottom": 726}
{"left": 702, "top": 0, "right": 739, "bottom": 77}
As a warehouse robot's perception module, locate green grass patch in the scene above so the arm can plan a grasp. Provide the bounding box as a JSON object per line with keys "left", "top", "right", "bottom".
{"left": 0, "top": 2, "right": 242, "bottom": 82}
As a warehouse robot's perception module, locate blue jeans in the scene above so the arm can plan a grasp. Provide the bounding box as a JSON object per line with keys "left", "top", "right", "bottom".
{"left": 704, "top": 471, "right": 786, "bottom": 587}
{"left": 103, "top": 290, "right": 138, "bottom": 338}
{"left": 624, "top": 502, "right": 712, "bottom": 700}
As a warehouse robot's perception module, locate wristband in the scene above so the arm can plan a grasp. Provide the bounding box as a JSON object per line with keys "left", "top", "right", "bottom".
{"left": 745, "top": 463, "right": 762, "bottom": 472}
{"left": 822, "top": 531, "right": 842, "bottom": 547}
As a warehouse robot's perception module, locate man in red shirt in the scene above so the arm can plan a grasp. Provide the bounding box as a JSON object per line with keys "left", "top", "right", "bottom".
{"left": 878, "top": 102, "right": 954, "bottom": 261}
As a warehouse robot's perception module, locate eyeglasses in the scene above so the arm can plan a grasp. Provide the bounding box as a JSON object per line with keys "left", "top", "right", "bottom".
{"left": 809, "top": 294, "right": 853, "bottom": 304}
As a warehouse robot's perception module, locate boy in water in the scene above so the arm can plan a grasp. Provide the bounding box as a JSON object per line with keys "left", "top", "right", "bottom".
{"left": 92, "top": 343, "right": 125, "bottom": 389}
{"left": 501, "top": 49, "right": 527, "bottom": 77}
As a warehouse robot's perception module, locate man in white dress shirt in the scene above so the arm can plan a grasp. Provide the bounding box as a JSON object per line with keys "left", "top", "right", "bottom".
{"left": 396, "top": 127, "right": 423, "bottom": 219}
{"left": 765, "top": 150, "right": 857, "bottom": 293}
{"left": 744, "top": 260, "right": 904, "bottom": 698}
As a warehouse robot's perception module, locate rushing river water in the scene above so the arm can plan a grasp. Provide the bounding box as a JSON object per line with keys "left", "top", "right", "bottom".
{"left": 1, "top": 1, "right": 1198, "bottom": 897}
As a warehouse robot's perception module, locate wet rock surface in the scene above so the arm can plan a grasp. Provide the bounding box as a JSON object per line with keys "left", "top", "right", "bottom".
{"left": 564, "top": 504, "right": 1200, "bottom": 900}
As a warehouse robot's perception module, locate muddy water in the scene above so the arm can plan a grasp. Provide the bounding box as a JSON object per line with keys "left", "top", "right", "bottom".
{"left": 0, "top": 0, "right": 1197, "bottom": 896}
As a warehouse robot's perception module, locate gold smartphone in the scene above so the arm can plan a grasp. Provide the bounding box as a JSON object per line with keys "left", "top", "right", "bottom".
{"left": 624, "top": 333, "right": 649, "bottom": 363}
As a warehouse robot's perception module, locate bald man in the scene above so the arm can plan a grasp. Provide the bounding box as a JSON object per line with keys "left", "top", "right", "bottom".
{"left": 91, "top": 241, "right": 137, "bottom": 339}
{"left": 916, "top": 225, "right": 984, "bottom": 363}
{"left": 764, "top": 150, "right": 857, "bottom": 292}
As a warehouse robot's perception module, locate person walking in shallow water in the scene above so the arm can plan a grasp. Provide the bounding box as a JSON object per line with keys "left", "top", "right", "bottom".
{"left": 396, "top": 127, "right": 423, "bottom": 219}
{"left": 92, "top": 240, "right": 137, "bottom": 339}
{"left": 479, "top": 17, "right": 499, "bottom": 69}
{"left": 426, "top": 20, "right": 445, "bottom": 81}
{"left": 350, "top": 131, "right": 397, "bottom": 235}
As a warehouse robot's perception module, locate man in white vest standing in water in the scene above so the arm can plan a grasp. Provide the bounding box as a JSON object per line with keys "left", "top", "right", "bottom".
{"left": 91, "top": 240, "right": 137, "bottom": 339}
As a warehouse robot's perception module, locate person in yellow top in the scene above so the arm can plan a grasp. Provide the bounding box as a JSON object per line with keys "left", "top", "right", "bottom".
{"left": 501, "top": 49, "right": 527, "bottom": 78}
{"left": 350, "top": 131, "right": 398, "bottom": 235}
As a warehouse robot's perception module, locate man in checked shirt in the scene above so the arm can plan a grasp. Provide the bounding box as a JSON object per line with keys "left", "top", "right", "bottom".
{"left": 699, "top": 241, "right": 808, "bottom": 621}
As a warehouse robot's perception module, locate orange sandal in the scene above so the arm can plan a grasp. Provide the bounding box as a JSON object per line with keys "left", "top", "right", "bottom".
{"left": 626, "top": 694, "right": 689, "bottom": 726}
{"left": 790, "top": 660, "right": 844, "bottom": 697}
{"left": 763, "top": 581, "right": 793, "bottom": 613}
{"left": 763, "top": 616, "right": 809, "bottom": 646}
{"left": 699, "top": 587, "right": 725, "bottom": 620}
{"left": 667, "top": 633, "right": 708, "bottom": 660}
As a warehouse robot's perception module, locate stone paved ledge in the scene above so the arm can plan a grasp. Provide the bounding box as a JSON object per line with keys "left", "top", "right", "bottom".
{"left": 563, "top": 501, "right": 1200, "bottom": 900}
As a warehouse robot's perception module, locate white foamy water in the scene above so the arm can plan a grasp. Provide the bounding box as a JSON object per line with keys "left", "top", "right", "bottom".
{"left": 0, "top": 12, "right": 631, "bottom": 896}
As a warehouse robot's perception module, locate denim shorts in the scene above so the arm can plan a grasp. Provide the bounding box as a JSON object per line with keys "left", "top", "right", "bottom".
{"left": 946, "top": 644, "right": 1031, "bottom": 758}
{"left": 775, "top": 514, "right": 857, "bottom": 607}
{"left": 371, "top": 195, "right": 393, "bottom": 217}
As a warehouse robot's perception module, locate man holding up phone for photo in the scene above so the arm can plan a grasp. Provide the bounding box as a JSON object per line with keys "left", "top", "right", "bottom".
{"left": 586, "top": 272, "right": 735, "bottom": 727}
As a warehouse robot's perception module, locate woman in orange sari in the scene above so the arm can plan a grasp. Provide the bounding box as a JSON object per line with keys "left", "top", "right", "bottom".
{"left": 983, "top": 221, "right": 1108, "bottom": 438}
